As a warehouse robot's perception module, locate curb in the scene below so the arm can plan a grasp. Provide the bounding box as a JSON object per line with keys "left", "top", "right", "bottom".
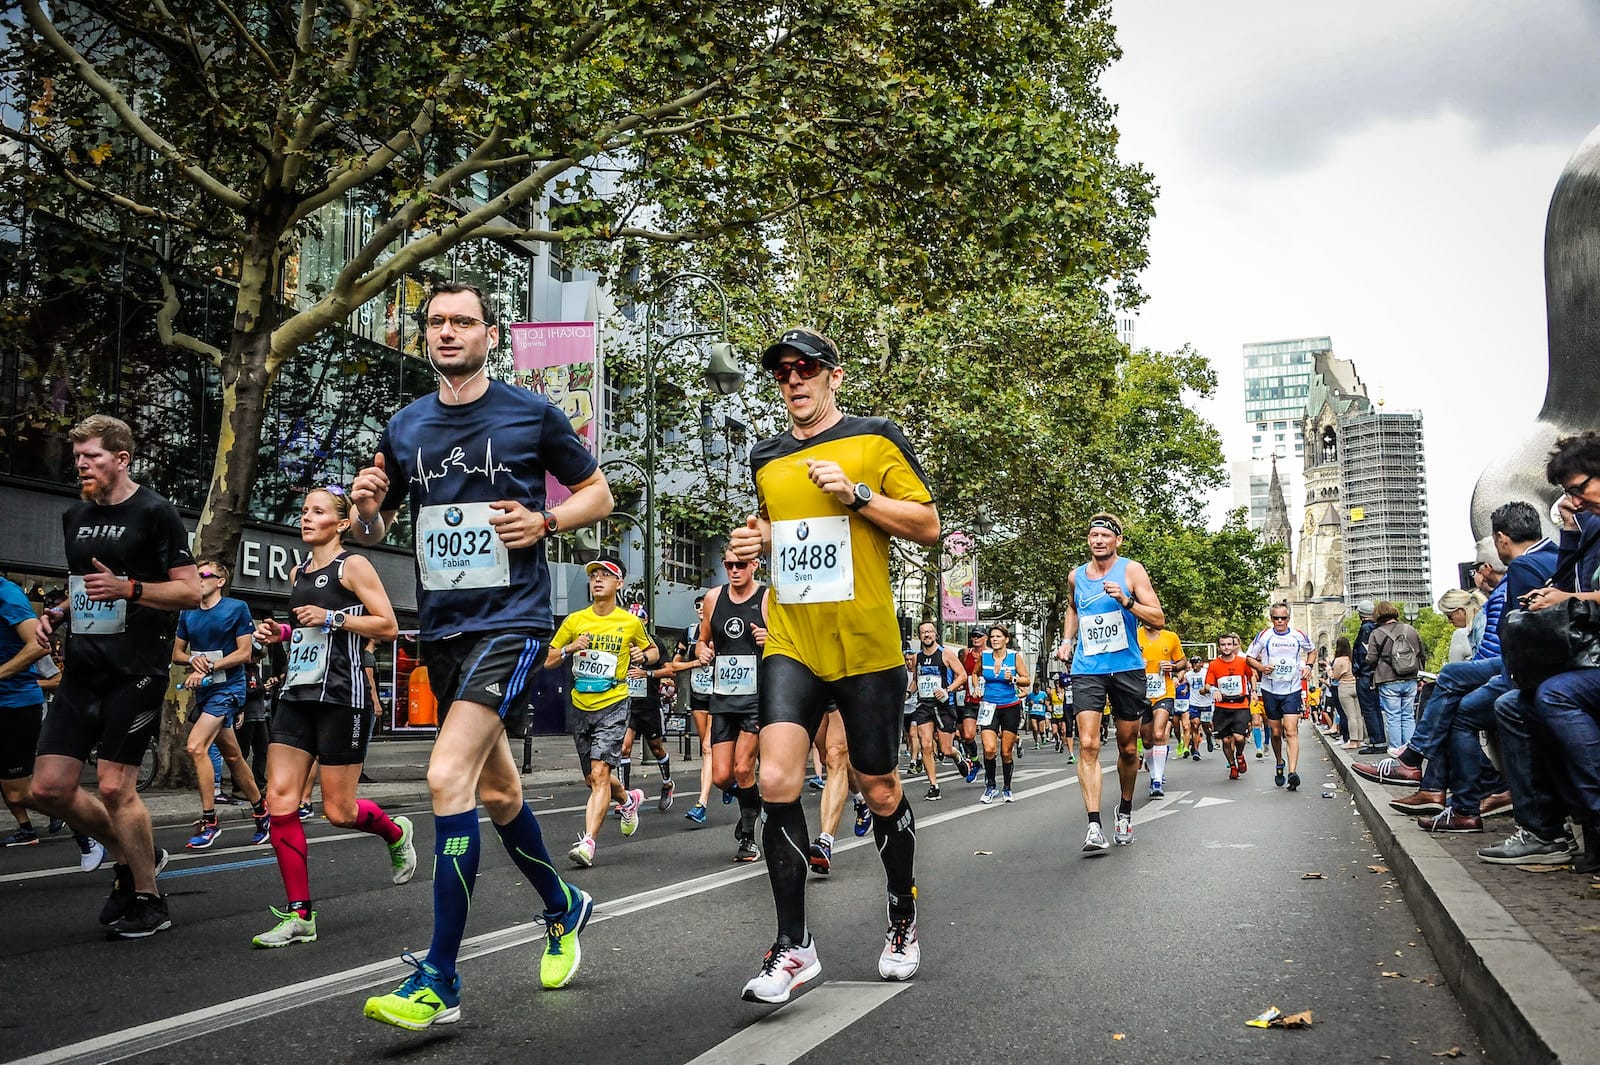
{"left": 1317, "top": 728, "right": 1600, "bottom": 1065}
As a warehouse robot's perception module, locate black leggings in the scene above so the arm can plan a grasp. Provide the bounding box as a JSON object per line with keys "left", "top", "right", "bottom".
{"left": 235, "top": 719, "right": 270, "bottom": 788}
{"left": 759, "top": 656, "right": 907, "bottom": 776}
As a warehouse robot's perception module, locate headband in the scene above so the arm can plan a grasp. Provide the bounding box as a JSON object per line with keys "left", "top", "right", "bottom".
{"left": 1089, "top": 517, "right": 1122, "bottom": 535}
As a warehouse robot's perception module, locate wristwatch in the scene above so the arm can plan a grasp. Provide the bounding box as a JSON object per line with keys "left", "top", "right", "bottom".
{"left": 329, "top": 611, "right": 347, "bottom": 630}
{"left": 129, "top": 580, "right": 144, "bottom": 603}
{"left": 541, "top": 509, "right": 559, "bottom": 533}
{"left": 846, "top": 482, "right": 873, "bottom": 511}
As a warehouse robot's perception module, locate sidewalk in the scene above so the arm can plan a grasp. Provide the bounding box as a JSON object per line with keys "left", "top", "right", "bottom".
{"left": 1318, "top": 729, "right": 1600, "bottom": 1065}
{"left": 117, "top": 735, "right": 705, "bottom": 832}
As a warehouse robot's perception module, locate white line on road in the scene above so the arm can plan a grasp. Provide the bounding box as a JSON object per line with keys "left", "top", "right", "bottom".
{"left": 684, "top": 982, "right": 909, "bottom": 1065}
{"left": 7, "top": 764, "right": 1111, "bottom": 1065}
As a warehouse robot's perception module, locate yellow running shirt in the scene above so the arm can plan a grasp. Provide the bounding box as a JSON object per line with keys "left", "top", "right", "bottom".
{"left": 751, "top": 415, "right": 933, "bottom": 681}
{"left": 552, "top": 606, "right": 651, "bottom": 712}
{"left": 1138, "top": 627, "right": 1185, "bottom": 702}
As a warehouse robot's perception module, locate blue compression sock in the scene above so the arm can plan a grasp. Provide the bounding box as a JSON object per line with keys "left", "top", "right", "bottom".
{"left": 425, "top": 810, "right": 481, "bottom": 977}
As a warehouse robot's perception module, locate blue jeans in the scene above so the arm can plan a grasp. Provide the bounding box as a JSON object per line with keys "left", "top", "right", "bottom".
{"left": 1529, "top": 668, "right": 1600, "bottom": 826}
{"left": 1356, "top": 673, "right": 1385, "bottom": 746}
{"left": 1413, "top": 659, "right": 1502, "bottom": 792}
{"left": 1452, "top": 683, "right": 1566, "bottom": 834}
{"left": 1378, "top": 680, "right": 1418, "bottom": 748}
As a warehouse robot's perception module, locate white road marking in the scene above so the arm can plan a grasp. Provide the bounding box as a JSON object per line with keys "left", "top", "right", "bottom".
{"left": 684, "top": 982, "right": 909, "bottom": 1065}
{"left": 13, "top": 764, "right": 1162, "bottom": 1065}
{"left": 1193, "top": 796, "right": 1235, "bottom": 809}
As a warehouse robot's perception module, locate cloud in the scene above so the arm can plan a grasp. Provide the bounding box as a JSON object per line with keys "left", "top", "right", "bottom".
{"left": 1110, "top": 1, "right": 1600, "bottom": 174}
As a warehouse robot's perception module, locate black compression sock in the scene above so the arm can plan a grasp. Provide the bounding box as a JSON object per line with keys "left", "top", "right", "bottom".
{"left": 983, "top": 758, "right": 996, "bottom": 786}
{"left": 871, "top": 796, "right": 917, "bottom": 900}
{"left": 1002, "top": 759, "right": 1014, "bottom": 790}
{"left": 761, "top": 800, "right": 811, "bottom": 942}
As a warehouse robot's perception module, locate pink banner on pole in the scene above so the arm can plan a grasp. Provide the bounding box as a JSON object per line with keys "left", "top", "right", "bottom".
{"left": 941, "top": 532, "right": 977, "bottom": 623}
{"left": 509, "top": 322, "right": 599, "bottom": 505}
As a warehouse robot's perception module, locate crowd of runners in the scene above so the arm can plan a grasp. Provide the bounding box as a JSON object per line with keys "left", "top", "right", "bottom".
{"left": 1, "top": 288, "right": 1348, "bottom": 1027}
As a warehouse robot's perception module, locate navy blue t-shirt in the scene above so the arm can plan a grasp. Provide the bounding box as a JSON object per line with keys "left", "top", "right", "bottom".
{"left": 0, "top": 578, "right": 43, "bottom": 708}
{"left": 176, "top": 597, "right": 255, "bottom": 700}
{"left": 378, "top": 380, "right": 597, "bottom": 640}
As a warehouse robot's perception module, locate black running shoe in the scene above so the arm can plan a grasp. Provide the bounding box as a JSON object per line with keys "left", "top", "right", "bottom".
{"left": 109, "top": 892, "right": 172, "bottom": 939}
{"left": 99, "top": 863, "right": 135, "bottom": 926}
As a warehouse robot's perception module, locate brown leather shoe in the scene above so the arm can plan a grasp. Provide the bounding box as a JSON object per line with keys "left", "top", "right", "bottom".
{"left": 1389, "top": 789, "right": 1445, "bottom": 815}
{"left": 1418, "top": 808, "right": 1484, "bottom": 833}
{"left": 1354, "top": 759, "right": 1422, "bottom": 786}
{"left": 1478, "top": 790, "right": 1514, "bottom": 818}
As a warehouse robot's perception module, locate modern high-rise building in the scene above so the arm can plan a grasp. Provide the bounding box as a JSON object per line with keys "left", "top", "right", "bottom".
{"left": 1339, "top": 408, "right": 1432, "bottom": 607}
{"left": 1235, "top": 336, "right": 1331, "bottom": 531}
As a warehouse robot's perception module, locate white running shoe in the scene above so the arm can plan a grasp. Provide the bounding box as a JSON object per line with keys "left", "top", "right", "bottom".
{"left": 389, "top": 815, "right": 418, "bottom": 885}
{"left": 741, "top": 935, "right": 822, "bottom": 1004}
{"left": 878, "top": 912, "right": 920, "bottom": 981}
{"left": 1082, "top": 822, "right": 1111, "bottom": 854}
{"left": 1114, "top": 812, "right": 1134, "bottom": 846}
{"left": 76, "top": 835, "right": 107, "bottom": 873}
{"left": 619, "top": 789, "right": 645, "bottom": 837}
{"left": 568, "top": 835, "right": 596, "bottom": 868}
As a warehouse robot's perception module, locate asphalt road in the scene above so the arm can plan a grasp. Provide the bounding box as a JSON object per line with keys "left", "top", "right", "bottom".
{"left": 1, "top": 739, "right": 1488, "bottom": 1065}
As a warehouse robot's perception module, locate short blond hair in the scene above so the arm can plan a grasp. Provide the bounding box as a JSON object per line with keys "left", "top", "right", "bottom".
{"left": 69, "top": 414, "right": 134, "bottom": 455}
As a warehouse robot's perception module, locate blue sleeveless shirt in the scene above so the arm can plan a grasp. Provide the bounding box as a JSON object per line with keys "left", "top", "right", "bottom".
{"left": 1072, "top": 557, "right": 1145, "bottom": 676}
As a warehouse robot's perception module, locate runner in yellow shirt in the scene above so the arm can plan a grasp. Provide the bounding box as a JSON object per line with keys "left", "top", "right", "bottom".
{"left": 1137, "top": 622, "right": 1185, "bottom": 798}
{"left": 545, "top": 555, "right": 658, "bottom": 867}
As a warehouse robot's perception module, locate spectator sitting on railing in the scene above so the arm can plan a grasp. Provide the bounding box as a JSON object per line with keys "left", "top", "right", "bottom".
{"left": 1439, "top": 588, "right": 1485, "bottom": 664}
{"left": 1422, "top": 504, "right": 1560, "bottom": 839}
{"left": 1512, "top": 432, "right": 1600, "bottom": 881}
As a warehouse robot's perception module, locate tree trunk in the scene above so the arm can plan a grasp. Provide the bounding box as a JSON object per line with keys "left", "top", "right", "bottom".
{"left": 153, "top": 252, "right": 278, "bottom": 788}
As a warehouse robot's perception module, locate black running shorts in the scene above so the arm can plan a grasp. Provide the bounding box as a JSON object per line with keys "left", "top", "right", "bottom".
{"left": 760, "top": 655, "right": 906, "bottom": 777}
{"left": 627, "top": 699, "right": 665, "bottom": 742}
{"left": 37, "top": 672, "right": 164, "bottom": 766}
{"left": 1211, "top": 706, "right": 1251, "bottom": 738}
{"left": 1071, "top": 670, "right": 1148, "bottom": 723}
{"left": 271, "top": 700, "right": 374, "bottom": 766}
{"left": 422, "top": 630, "right": 547, "bottom": 734}
{"left": 0, "top": 703, "right": 43, "bottom": 779}
{"left": 710, "top": 710, "right": 760, "bottom": 746}
{"left": 979, "top": 700, "right": 1024, "bottom": 735}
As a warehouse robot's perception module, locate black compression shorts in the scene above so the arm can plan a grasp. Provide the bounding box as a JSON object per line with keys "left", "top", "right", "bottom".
{"left": 759, "top": 655, "right": 906, "bottom": 777}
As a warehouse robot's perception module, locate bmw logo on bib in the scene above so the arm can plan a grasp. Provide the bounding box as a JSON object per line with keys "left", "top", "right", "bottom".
{"left": 797, "top": 521, "right": 809, "bottom": 540}
{"left": 444, "top": 506, "right": 464, "bottom": 526}
{"left": 291, "top": 629, "right": 304, "bottom": 645}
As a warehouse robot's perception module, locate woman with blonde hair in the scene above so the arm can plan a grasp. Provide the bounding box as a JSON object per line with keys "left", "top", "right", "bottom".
{"left": 1437, "top": 588, "right": 1486, "bottom": 664}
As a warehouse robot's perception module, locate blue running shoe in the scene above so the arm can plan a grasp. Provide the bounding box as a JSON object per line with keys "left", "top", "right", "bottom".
{"left": 363, "top": 953, "right": 461, "bottom": 1030}
{"left": 722, "top": 788, "right": 734, "bottom": 805}
{"left": 980, "top": 786, "right": 997, "bottom": 805}
{"left": 853, "top": 800, "right": 871, "bottom": 837}
{"left": 685, "top": 802, "right": 708, "bottom": 825}
{"left": 963, "top": 760, "right": 981, "bottom": 785}
{"left": 806, "top": 775, "right": 826, "bottom": 791}
{"left": 186, "top": 819, "right": 221, "bottom": 850}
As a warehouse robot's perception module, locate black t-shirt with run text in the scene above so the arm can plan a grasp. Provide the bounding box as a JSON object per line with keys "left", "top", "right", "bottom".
{"left": 62, "top": 485, "right": 195, "bottom": 677}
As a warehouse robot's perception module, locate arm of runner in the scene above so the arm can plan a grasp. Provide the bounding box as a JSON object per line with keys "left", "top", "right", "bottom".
{"left": 695, "top": 588, "right": 722, "bottom": 663}
{"left": 336, "top": 554, "right": 400, "bottom": 641}
{"left": 214, "top": 632, "right": 255, "bottom": 672}
{"left": 488, "top": 468, "right": 614, "bottom": 550}
{"left": 728, "top": 514, "right": 769, "bottom": 562}
{"left": 86, "top": 558, "right": 201, "bottom": 611}
{"left": 1013, "top": 655, "right": 1031, "bottom": 690}
{"left": 543, "top": 617, "right": 587, "bottom": 670}
{"left": 1110, "top": 561, "right": 1165, "bottom": 629}
{"left": 753, "top": 592, "right": 769, "bottom": 646}
{"left": 0, "top": 617, "right": 47, "bottom": 680}
{"left": 348, "top": 453, "right": 398, "bottom": 546}
{"left": 804, "top": 459, "right": 940, "bottom": 546}
{"left": 1057, "top": 573, "right": 1080, "bottom": 658}
{"left": 944, "top": 647, "right": 968, "bottom": 696}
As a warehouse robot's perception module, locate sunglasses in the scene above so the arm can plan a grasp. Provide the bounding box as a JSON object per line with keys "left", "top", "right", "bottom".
{"left": 1270, "top": 615, "right": 1289, "bottom": 621}
{"left": 724, "top": 560, "right": 752, "bottom": 570}
{"left": 199, "top": 572, "right": 220, "bottom": 580}
{"left": 770, "top": 356, "right": 829, "bottom": 384}
{"left": 323, "top": 484, "right": 346, "bottom": 496}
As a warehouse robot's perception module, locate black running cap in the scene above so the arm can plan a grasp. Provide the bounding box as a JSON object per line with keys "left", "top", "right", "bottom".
{"left": 760, "top": 328, "right": 841, "bottom": 370}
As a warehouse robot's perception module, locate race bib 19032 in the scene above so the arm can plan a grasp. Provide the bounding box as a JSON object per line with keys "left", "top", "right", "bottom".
{"left": 416, "top": 502, "right": 510, "bottom": 591}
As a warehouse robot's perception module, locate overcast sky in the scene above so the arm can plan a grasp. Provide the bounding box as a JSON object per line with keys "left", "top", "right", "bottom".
{"left": 1103, "top": 1, "right": 1600, "bottom": 598}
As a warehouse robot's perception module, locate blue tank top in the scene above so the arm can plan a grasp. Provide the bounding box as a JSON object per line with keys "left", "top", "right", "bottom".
{"left": 1072, "top": 557, "right": 1145, "bottom": 675}
{"left": 981, "top": 649, "right": 1021, "bottom": 706}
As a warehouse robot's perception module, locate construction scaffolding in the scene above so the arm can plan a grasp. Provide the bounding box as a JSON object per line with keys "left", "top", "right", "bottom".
{"left": 1339, "top": 409, "right": 1432, "bottom": 608}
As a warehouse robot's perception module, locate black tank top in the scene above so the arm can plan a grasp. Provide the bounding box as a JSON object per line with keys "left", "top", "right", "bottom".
{"left": 708, "top": 584, "right": 766, "bottom": 715}
{"left": 914, "top": 647, "right": 953, "bottom": 705}
{"left": 281, "top": 552, "right": 368, "bottom": 709}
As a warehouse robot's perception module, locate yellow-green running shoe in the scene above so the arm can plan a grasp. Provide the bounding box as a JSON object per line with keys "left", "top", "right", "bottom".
{"left": 251, "top": 906, "right": 317, "bottom": 948}
{"left": 363, "top": 953, "right": 461, "bottom": 1030}
{"left": 540, "top": 885, "right": 595, "bottom": 989}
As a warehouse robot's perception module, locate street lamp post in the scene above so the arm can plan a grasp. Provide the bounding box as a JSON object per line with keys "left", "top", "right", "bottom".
{"left": 640, "top": 272, "right": 743, "bottom": 625}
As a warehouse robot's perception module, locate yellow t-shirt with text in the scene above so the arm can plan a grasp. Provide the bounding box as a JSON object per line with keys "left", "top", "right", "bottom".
{"left": 553, "top": 606, "right": 651, "bottom": 712}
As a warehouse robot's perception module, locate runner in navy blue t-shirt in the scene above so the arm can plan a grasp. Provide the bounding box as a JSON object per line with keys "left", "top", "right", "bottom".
{"left": 350, "top": 282, "right": 615, "bottom": 1030}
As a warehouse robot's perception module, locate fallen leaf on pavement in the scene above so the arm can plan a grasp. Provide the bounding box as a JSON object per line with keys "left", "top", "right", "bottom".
{"left": 1302, "top": 872, "right": 1326, "bottom": 879}
{"left": 1516, "top": 864, "right": 1568, "bottom": 873}
{"left": 1381, "top": 971, "right": 1404, "bottom": 978}
{"left": 1431, "top": 1048, "right": 1463, "bottom": 1058}
{"left": 1368, "top": 865, "right": 1388, "bottom": 873}
{"left": 1274, "top": 1010, "right": 1313, "bottom": 1028}
{"left": 1112, "top": 1033, "right": 1125, "bottom": 1041}
{"left": 1395, "top": 950, "right": 1403, "bottom": 957}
